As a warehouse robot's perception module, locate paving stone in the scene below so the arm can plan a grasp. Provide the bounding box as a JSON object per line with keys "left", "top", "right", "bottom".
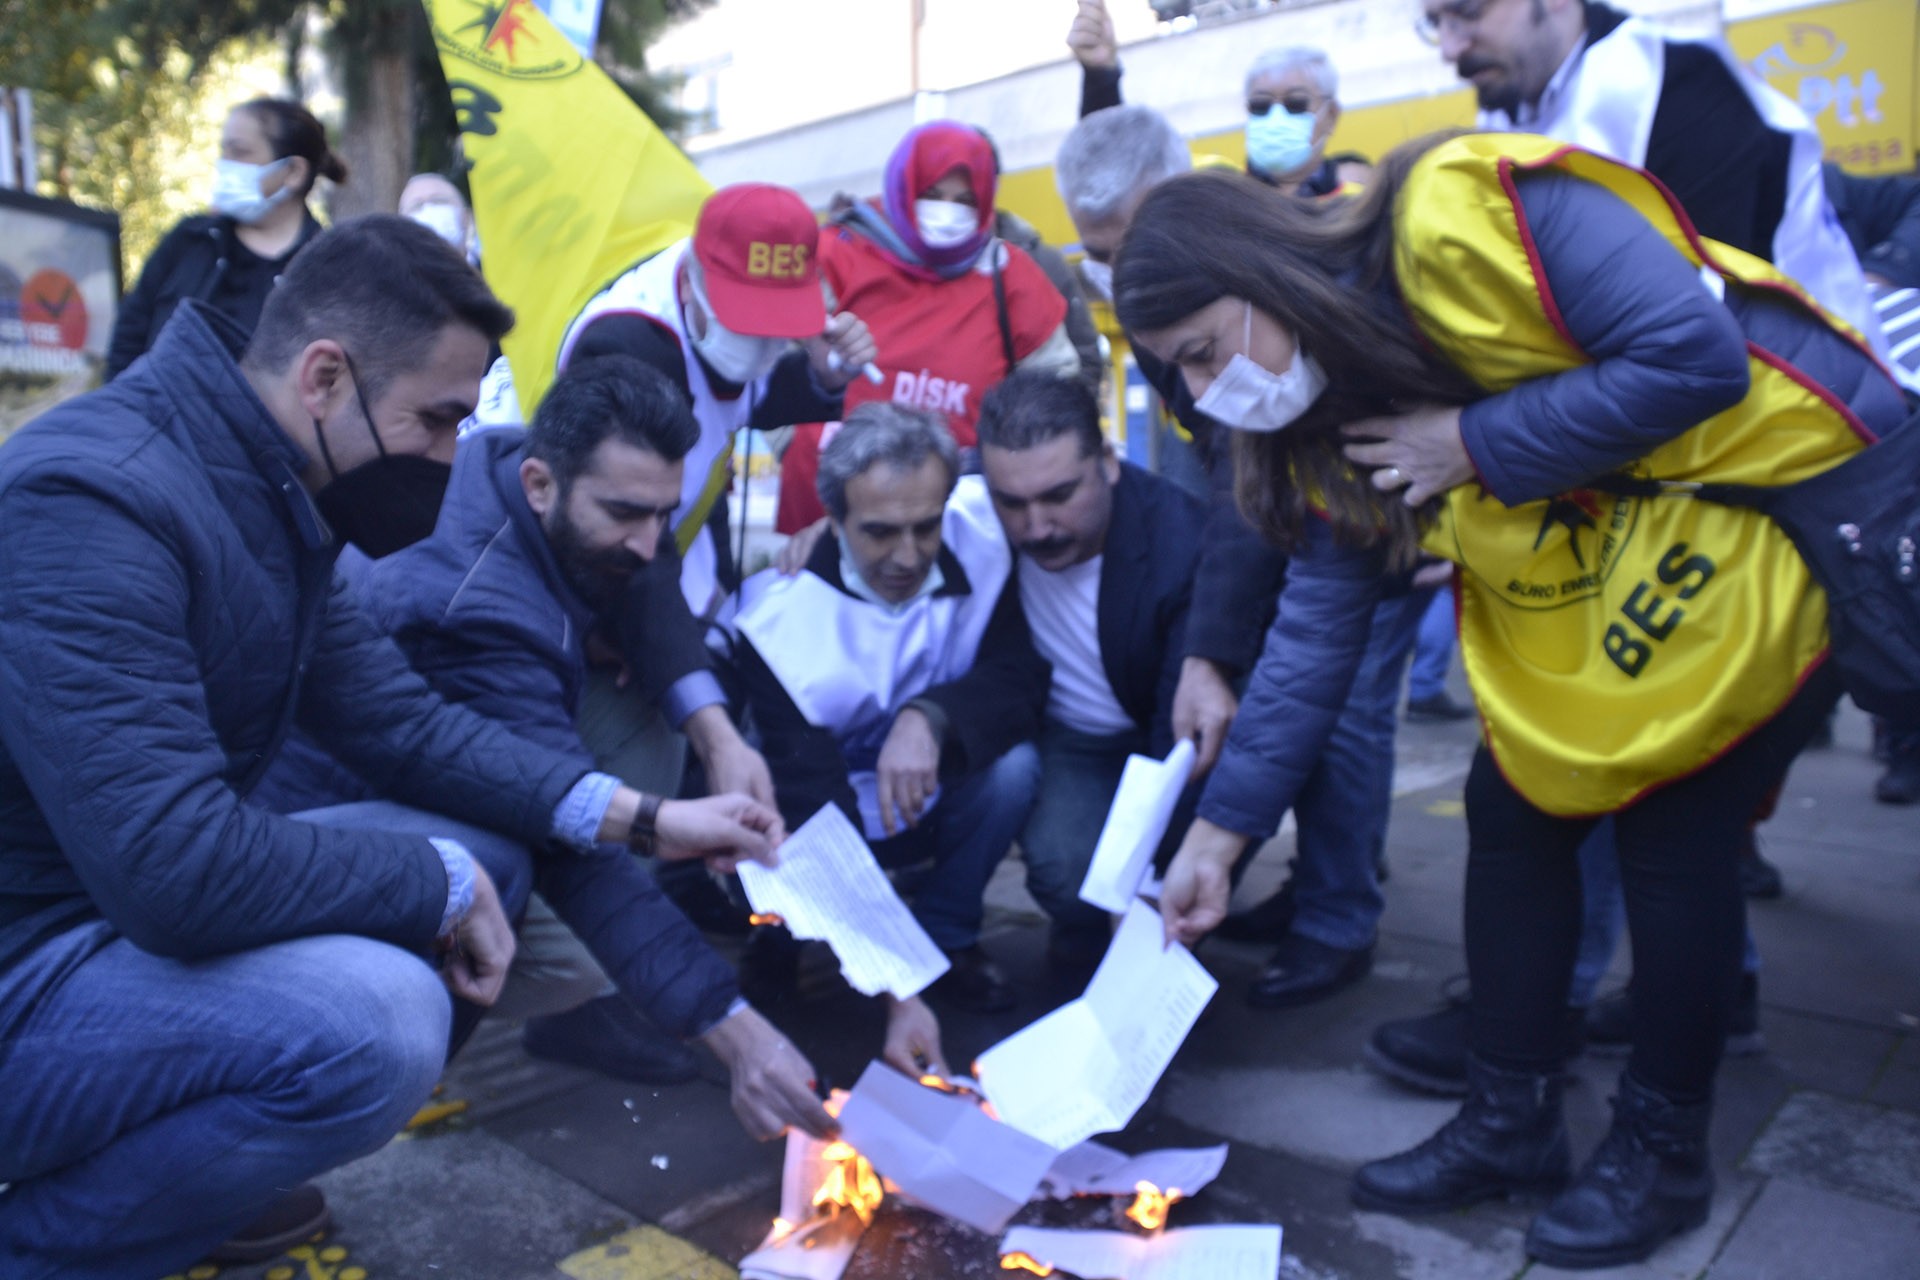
{"left": 1707, "top": 1179, "right": 1920, "bottom": 1279}
{"left": 203, "top": 1127, "right": 639, "bottom": 1279}
{"left": 1743, "top": 1090, "right": 1920, "bottom": 1213}
{"left": 1525, "top": 1171, "right": 1764, "bottom": 1280}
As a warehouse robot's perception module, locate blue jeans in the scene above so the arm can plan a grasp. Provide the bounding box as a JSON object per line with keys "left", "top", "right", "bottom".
{"left": 1570, "top": 816, "right": 1760, "bottom": 1009}
{"left": 1406, "top": 584, "right": 1457, "bottom": 702}
{"left": 1020, "top": 724, "right": 1196, "bottom": 955}
{"left": 0, "top": 802, "right": 529, "bottom": 1278}
{"left": 876, "top": 743, "right": 1040, "bottom": 951}
{"left": 1284, "top": 589, "right": 1430, "bottom": 950}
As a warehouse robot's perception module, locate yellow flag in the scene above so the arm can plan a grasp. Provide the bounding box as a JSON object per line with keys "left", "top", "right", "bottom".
{"left": 421, "top": 0, "right": 713, "bottom": 416}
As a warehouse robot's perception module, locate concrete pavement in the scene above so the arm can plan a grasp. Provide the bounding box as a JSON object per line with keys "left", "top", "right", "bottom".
{"left": 177, "top": 699, "right": 1919, "bottom": 1280}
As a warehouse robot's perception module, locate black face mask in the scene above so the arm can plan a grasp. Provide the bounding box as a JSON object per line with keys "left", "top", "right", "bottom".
{"left": 311, "top": 353, "right": 453, "bottom": 558}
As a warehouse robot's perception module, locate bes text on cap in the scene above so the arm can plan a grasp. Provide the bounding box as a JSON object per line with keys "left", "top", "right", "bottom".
{"left": 692, "top": 184, "right": 827, "bottom": 340}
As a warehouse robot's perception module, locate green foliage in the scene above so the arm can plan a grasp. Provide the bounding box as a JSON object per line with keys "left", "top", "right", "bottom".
{"left": 4, "top": 0, "right": 715, "bottom": 270}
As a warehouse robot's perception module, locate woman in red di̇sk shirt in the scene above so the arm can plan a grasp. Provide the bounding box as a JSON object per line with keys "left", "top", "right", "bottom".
{"left": 775, "top": 121, "right": 1074, "bottom": 532}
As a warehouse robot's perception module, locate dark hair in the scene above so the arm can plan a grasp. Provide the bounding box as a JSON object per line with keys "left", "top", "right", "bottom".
{"left": 242, "top": 214, "right": 514, "bottom": 404}
{"left": 1112, "top": 133, "right": 1478, "bottom": 567}
{"left": 527, "top": 354, "right": 700, "bottom": 493}
{"left": 977, "top": 370, "right": 1104, "bottom": 458}
{"left": 1325, "top": 150, "right": 1372, "bottom": 168}
{"left": 239, "top": 97, "right": 348, "bottom": 196}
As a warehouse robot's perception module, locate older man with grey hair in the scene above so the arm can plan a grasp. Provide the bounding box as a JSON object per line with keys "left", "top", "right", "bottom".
{"left": 729, "top": 403, "right": 1048, "bottom": 1014}
{"left": 1069, "top": 0, "right": 1351, "bottom": 196}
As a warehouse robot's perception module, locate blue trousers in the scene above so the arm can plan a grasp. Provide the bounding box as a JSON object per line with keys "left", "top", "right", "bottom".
{"left": 0, "top": 802, "right": 531, "bottom": 1279}
{"left": 1020, "top": 724, "right": 1199, "bottom": 953}
{"left": 1285, "top": 588, "right": 1431, "bottom": 950}
{"left": 1406, "top": 584, "right": 1457, "bottom": 702}
{"left": 876, "top": 743, "right": 1040, "bottom": 951}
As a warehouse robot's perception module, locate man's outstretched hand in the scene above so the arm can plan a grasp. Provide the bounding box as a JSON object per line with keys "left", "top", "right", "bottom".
{"left": 700, "top": 1006, "right": 839, "bottom": 1141}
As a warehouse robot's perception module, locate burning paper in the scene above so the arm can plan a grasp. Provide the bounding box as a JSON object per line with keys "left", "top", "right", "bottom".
{"left": 1079, "top": 739, "right": 1196, "bottom": 914}
{"left": 836, "top": 1061, "right": 1058, "bottom": 1235}
{"left": 1039, "top": 1141, "right": 1228, "bottom": 1201}
{"left": 975, "top": 901, "right": 1217, "bottom": 1151}
{"left": 737, "top": 804, "right": 950, "bottom": 999}
{"left": 739, "top": 1096, "right": 871, "bottom": 1280}
{"left": 999, "top": 1224, "right": 1282, "bottom": 1280}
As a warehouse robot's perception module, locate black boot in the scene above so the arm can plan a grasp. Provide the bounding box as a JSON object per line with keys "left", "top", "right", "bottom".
{"left": 1366, "top": 980, "right": 1588, "bottom": 1096}
{"left": 1524, "top": 1073, "right": 1714, "bottom": 1269}
{"left": 1351, "top": 1057, "right": 1571, "bottom": 1213}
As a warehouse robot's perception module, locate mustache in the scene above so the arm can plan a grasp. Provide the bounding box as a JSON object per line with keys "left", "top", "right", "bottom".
{"left": 1019, "top": 537, "right": 1074, "bottom": 560}
{"left": 1456, "top": 53, "right": 1500, "bottom": 78}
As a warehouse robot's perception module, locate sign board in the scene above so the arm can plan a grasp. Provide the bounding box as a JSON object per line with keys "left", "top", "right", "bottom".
{"left": 0, "top": 189, "right": 120, "bottom": 437}
{"left": 1727, "top": 0, "right": 1917, "bottom": 174}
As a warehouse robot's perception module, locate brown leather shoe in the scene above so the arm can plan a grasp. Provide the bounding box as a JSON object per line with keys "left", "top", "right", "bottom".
{"left": 205, "top": 1184, "right": 330, "bottom": 1264}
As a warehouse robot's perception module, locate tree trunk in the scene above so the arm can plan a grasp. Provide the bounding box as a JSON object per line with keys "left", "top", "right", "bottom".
{"left": 329, "top": 36, "right": 412, "bottom": 220}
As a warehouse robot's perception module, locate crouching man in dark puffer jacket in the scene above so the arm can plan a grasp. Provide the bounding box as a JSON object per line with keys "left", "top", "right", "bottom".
{"left": 0, "top": 217, "right": 835, "bottom": 1280}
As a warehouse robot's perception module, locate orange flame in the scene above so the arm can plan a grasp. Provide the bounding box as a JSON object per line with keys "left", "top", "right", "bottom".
{"left": 749, "top": 912, "right": 785, "bottom": 927}
{"left": 812, "top": 1140, "right": 884, "bottom": 1225}
{"left": 1001, "top": 1251, "right": 1056, "bottom": 1275}
{"left": 1125, "top": 1180, "right": 1182, "bottom": 1231}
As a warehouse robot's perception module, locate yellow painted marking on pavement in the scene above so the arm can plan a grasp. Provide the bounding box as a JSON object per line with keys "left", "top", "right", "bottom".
{"left": 558, "top": 1225, "right": 736, "bottom": 1280}
{"left": 405, "top": 1097, "right": 470, "bottom": 1130}
{"left": 1425, "top": 799, "right": 1466, "bottom": 817}
{"left": 157, "top": 1267, "right": 221, "bottom": 1280}
{"left": 263, "top": 1243, "right": 366, "bottom": 1280}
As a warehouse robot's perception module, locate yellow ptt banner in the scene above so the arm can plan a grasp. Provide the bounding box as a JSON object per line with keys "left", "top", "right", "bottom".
{"left": 421, "top": 0, "right": 713, "bottom": 416}
{"left": 1728, "top": 0, "right": 1918, "bottom": 176}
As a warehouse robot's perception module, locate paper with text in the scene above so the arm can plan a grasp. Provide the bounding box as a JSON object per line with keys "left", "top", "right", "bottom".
{"left": 1079, "top": 739, "right": 1196, "bottom": 913}
{"left": 975, "top": 901, "right": 1217, "bottom": 1150}
{"left": 1000, "top": 1224, "right": 1282, "bottom": 1280}
{"left": 1039, "top": 1140, "right": 1229, "bottom": 1199}
{"left": 836, "top": 1062, "right": 1058, "bottom": 1234}
{"left": 737, "top": 805, "right": 949, "bottom": 999}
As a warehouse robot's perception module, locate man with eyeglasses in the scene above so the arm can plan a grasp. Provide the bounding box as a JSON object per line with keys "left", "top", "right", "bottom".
{"left": 1417, "top": 0, "right": 1893, "bottom": 369}
{"left": 1069, "top": 1, "right": 1352, "bottom": 199}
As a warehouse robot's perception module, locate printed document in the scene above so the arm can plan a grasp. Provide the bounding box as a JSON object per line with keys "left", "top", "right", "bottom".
{"left": 975, "top": 901, "right": 1217, "bottom": 1150}
{"left": 1079, "top": 740, "right": 1195, "bottom": 913}
{"left": 738, "top": 805, "right": 950, "bottom": 999}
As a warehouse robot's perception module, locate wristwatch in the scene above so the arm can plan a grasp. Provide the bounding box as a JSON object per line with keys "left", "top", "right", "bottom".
{"left": 626, "top": 790, "right": 663, "bottom": 855}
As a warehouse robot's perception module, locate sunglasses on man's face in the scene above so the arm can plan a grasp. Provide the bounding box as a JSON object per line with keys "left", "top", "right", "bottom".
{"left": 1247, "top": 93, "right": 1319, "bottom": 117}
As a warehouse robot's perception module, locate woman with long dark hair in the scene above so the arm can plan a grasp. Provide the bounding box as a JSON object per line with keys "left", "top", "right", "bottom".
{"left": 1115, "top": 133, "right": 1906, "bottom": 1270}
{"left": 107, "top": 98, "right": 344, "bottom": 379}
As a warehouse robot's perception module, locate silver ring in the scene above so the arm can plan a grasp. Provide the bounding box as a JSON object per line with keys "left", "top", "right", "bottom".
{"left": 1383, "top": 466, "right": 1403, "bottom": 485}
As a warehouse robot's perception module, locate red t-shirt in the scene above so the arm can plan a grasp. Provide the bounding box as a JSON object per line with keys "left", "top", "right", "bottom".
{"left": 820, "top": 228, "right": 1067, "bottom": 448}
{"left": 775, "top": 229, "right": 1067, "bottom": 532}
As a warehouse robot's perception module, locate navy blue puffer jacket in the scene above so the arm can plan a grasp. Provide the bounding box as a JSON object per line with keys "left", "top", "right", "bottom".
{"left": 0, "top": 304, "right": 586, "bottom": 1008}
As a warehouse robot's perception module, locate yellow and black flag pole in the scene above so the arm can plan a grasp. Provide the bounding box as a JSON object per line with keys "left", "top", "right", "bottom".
{"left": 420, "top": 0, "right": 713, "bottom": 419}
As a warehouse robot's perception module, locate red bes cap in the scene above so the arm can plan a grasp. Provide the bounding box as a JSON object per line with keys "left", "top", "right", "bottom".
{"left": 691, "top": 183, "right": 826, "bottom": 339}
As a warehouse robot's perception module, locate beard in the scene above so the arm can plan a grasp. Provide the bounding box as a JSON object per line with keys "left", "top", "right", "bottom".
{"left": 1459, "top": 54, "right": 1525, "bottom": 115}
{"left": 547, "top": 502, "right": 645, "bottom": 617}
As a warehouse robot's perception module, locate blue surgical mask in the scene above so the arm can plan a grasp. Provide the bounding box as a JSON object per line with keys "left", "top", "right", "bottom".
{"left": 210, "top": 158, "right": 293, "bottom": 224}
{"left": 1246, "top": 108, "right": 1318, "bottom": 178}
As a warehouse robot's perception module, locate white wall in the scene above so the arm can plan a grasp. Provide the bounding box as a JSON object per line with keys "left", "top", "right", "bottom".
{"left": 668, "top": 0, "right": 1717, "bottom": 209}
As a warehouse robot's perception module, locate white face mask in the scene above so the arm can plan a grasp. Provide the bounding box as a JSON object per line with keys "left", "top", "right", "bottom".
{"left": 1192, "top": 301, "right": 1328, "bottom": 432}
{"left": 1080, "top": 259, "right": 1113, "bottom": 303}
{"left": 915, "top": 198, "right": 979, "bottom": 249}
{"left": 210, "top": 158, "right": 293, "bottom": 225}
{"left": 687, "top": 263, "right": 788, "bottom": 385}
{"left": 408, "top": 203, "right": 469, "bottom": 251}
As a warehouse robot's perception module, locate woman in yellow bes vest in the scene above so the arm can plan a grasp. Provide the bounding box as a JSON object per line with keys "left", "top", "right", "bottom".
{"left": 1115, "top": 131, "right": 1909, "bottom": 1271}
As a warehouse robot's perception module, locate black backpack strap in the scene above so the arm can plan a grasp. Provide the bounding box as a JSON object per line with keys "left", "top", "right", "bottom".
{"left": 1588, "top": 472, "right": 1777, "bottom": 511}
{"left": 992, "top": 245, "right": 1016, "bottom": 375}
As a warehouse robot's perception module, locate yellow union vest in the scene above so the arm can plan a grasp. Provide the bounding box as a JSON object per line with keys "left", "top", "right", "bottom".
{"left": 1398, "top": 134, "right": 1874, "bottom": 815}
